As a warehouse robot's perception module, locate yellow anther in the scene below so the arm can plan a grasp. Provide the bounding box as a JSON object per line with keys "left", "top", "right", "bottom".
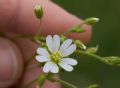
{"left": 50, "top": 52, "right": 62, "bottom": 63}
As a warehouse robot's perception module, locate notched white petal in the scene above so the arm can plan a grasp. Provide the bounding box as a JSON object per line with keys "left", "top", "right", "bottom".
{"left": 37, "top": 48, "right": 50, "bottom": 57}
{"left": 60, "top": 39, "right": 72, "bottom": 52}
{"left": 62, "top": 44, "right": 76, "bottom": 57}
{"left": 43, "top": 62, "right": 53, "bottom": 73}
{"left": 59, "top": 61, "right": 73, "bottom": 72}
{"left": 36, "top": 56, "right": 50, "bottom": 62}
{"left": 50, "top": 63, "right": 59, "bottom": 73}
{"left": 53, "top": 35, "right": 60, "bottom": 52}
{"left": 61, "top": 58, "right": 78, "bottom": 66}
{"left": 46, "top": 35, "right": 54, "bottom": 52}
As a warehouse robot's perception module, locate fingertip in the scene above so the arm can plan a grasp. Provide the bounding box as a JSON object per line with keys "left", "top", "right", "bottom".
{"left": 7, "top": 0, "right": 91, "bottom": 43}
{"left": 37, "top": 0, "right": 92, "bottom": 43}
{"left": 0, "top": 38, "right": 24, "bottom": 87}
{"left": 68, "top": 24, "right": 92, "bottom": 43}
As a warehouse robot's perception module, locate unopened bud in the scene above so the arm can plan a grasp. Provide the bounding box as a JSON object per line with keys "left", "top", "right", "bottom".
{"left": 104, "top": 56, "right": 120, "bottom": 66}
{"left": 84, "top": 17, "right": 99, "bottom": 25}
{"left": 34, "top": 4, "right": 43, "bottom": 19}
{"left": 86, "top": 45, "right": 99, "bottom": 54}
{"left": 74, "top": 40, "right": 86, "bottom": 50}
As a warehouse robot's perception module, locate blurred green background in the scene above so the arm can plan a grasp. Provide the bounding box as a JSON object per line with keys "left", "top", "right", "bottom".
{"left": 53, "top": 0, "right": 120, "bottom": 88}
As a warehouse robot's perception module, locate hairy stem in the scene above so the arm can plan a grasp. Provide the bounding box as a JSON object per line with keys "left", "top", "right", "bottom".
{"left": 62, "top": 22, "right": 85, "bottom": 36}
{"left": 35, "top": 19, "right": 42, "bottom": 36}
{"left": 75, "top": 50, "right": 105, "bottom": 63}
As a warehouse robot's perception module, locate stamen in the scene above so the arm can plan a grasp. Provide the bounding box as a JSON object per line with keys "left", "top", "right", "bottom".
{"left": 50, "top": 52, "right": 62, "bottom": 63}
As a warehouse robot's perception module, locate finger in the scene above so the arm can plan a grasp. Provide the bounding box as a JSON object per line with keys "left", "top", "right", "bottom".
{"left": 2, "top": 0, "right": 91, "bottom": 43}
{"left": 0, "top": 0, "right": 18, "bottom": 31}
{"left": 0, "top": 38, "right": 24, "bottom": 88}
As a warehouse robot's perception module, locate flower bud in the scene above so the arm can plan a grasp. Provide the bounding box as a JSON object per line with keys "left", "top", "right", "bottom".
{"left": 34, "top": 4, "right": 43, "bottom": 19}
{"left": 74, "top": 40, "right": 86, "bottom": 50}
{"left": 70, "top": 25, "right": 85, "bottom": 33}
{"left": 104, "top": 56, "right": 120, "bottom": 66}
{"left": 86, "top": 45, "right": 98, "bottom": 54}
{"left": 84, "top": 17, "right": 99, "bottom": 25}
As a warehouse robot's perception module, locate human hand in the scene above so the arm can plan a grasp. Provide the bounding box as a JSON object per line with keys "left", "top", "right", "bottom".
{"left": 0, "top": 0, "right": 91, "bottom": 88}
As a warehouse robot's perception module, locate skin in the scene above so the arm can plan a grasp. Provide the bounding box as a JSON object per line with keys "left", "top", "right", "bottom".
{"left": 0, "top": 0, "right": 91, "bottom": 88}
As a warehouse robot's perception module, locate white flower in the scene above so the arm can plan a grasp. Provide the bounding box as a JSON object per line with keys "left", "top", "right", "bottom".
{"left": 36, "top": 35, "right": 78, "bottom": 73}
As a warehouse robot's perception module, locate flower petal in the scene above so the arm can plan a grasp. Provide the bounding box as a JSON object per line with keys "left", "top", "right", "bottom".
{"left": 53, "top": 35, "right": 60, "bottom": 52}
{"left": 46, "top": 35, "right": 54, "bottom": 52}
{"left": 62, "top": 44, "right": 76, "bottom": 57}
{"left": 37, "top": 48, "right": 50, "bottom": 57}
{"left": 36, "top": 56, "right": 50, "bottom": 62}
{"left": 60, "top": 39, "right": 72, "bottom": 52}
{"left": 43, "top": 62, "right": 54, "bottom": 73}
{"left": 61, "top": 58, "right": 78, "bottom": 66}
{"left": 59, "top": 60, "right": 73, "bottom": 72}
{"left": 50, "top": 63, "right": 59, "bottom": 73}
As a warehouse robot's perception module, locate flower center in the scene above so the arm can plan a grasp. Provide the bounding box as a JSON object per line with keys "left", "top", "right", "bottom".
{"left": 50, "top": 52, "right": 62, "bottom": 63}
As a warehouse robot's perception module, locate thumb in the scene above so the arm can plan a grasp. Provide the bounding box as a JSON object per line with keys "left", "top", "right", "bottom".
{"left": 0, "top": 37, "right": 24, "bottom": 87}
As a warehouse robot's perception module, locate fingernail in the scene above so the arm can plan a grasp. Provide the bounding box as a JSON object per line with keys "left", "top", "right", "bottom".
{"left": 0, "top": 38, "right": 23, "bottom": 87}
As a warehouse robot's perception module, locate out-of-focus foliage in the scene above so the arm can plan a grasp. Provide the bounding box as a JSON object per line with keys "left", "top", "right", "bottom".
{"left": 53, "top": 0, "right": 120, "bottom": 88}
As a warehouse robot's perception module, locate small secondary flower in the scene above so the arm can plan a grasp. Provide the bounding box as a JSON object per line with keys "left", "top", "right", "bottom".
{"left": 36, "top": 35, "right": 78, "bottom": 73}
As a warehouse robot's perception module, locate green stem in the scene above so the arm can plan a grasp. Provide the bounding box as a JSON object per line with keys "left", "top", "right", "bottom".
{"left": 53, "top": 79, "right": 78, "bottom": 88}
{"left": 62, "top": 22, "right": 85, "bottom": 36}
{"left": 62, "top": 30, "right": 71, "bottom": 35}
{"left": 35, "top": 19, "right": 42, "bottom": 36}
{"left": 21, "top": 79, "right": 37, "bottom": 88}
{"left": 75, "top": 50, "right": 105, "bottom": 63}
